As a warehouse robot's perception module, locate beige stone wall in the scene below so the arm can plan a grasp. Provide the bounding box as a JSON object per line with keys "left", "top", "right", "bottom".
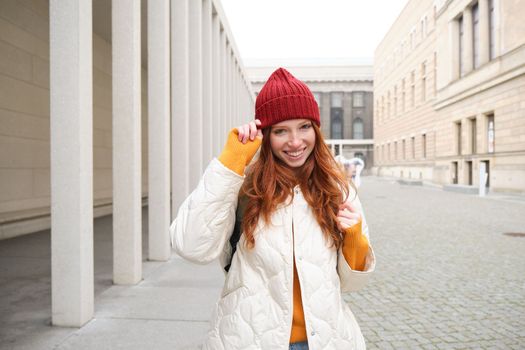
{"left": 433, "top": 0, "right": 525, "bottom": 192}
{"left": 373, "top": 0, "right": 438, "bottom": 181}
{"left": 0, "top": 1, "right": 149, "bottom": 218}
{"left": 374, "top": 0, "right": 525, "bottom": 192}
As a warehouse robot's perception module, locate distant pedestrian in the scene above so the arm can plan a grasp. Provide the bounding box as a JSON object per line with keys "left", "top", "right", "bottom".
{"left": 335, "top": 156, "right": 364, "bottom": 189}
{"left": 171, "top": 68, "right": 376, "bottom": 350}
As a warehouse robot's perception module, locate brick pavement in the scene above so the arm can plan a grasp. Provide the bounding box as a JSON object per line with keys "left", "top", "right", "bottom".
{"left": 345, "top": 177, "right": 525, "bottom": 350}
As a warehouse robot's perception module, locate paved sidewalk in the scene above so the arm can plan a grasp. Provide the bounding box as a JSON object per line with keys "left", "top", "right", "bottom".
{"left": 0, "top": 209, "right": 225, "bottom": 350}
{"left": 1, "top": 177, "right": 525, "bottom": 349}
{"left": 346, "top": 176, "right": 525, "bottom": 349}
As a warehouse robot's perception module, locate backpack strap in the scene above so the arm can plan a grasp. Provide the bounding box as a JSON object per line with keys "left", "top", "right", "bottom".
{"left": 224, "top": 194, "right": 248, "bottom": 272}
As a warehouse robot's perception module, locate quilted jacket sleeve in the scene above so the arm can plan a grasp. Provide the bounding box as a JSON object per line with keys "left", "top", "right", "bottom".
{"left": 169, "top": 158, "right": 244, "bottom": 264}
{"left": 337, "top": 188, "right": 376, "bottom": 293}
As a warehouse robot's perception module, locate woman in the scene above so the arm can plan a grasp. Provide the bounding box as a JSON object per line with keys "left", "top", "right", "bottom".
{"left": 170, "top": 68, "right": 376, "bottom": 350}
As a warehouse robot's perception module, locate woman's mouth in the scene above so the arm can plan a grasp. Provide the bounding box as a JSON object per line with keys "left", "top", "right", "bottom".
{"left": 283, "top": 147, "right": 306, "bottom": 160}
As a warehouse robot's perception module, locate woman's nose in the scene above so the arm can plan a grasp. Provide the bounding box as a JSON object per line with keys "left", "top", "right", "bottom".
{"left": 287, "top": 133, "right": 302, "bottom": 148}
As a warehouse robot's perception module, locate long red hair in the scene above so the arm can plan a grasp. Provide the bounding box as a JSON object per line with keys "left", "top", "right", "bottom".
{"left": 240, "top": 123, "right": 351, "bottom": 249}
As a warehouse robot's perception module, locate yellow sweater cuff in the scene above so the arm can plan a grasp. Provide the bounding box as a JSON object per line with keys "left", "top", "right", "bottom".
{"left": 218, "top": 128, "right": 262, "bottom": 176}
{"left": 342, "top": 219, "right": 369, "bottom": 271}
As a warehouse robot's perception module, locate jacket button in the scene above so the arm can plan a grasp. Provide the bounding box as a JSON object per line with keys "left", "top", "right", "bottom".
{"left": 295, "top": 189, "right": 299, "bottom": 194}
{"left": 311, "top": 331, "right": 316, "bottom": 336}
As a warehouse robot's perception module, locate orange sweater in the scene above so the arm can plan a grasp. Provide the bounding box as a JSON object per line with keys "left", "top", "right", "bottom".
{"left": 218, "top": 129, "right": 370, "bottom": 343}
{"left": 289, "top": 221, "right": 369, "bottom": 343}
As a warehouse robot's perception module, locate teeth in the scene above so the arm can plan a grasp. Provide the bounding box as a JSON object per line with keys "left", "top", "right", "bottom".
{"left": 285, "top": 148, "right": 304, "bottom": 158}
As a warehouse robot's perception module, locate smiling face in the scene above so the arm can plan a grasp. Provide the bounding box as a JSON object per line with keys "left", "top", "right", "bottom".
{"left": 269, "top": 118, "right": 316, "bottom": 168}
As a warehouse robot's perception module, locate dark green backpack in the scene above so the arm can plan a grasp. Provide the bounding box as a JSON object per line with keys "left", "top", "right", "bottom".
{"left": 224, "top": 195, "right": 247, "bottom": 273}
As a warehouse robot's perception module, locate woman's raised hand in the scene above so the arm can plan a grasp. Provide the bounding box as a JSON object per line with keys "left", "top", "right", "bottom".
{"left": 337, "top": 200, "right": 362, "bottom": 230}
{"left": 236, "top": 119, "right": 263, "bottom": 144}
{"left": 218, "top": 119, "right": 263, "bottom": 176}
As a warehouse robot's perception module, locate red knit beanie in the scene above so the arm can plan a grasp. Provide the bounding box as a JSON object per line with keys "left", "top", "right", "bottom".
{"left": 255, "top": 68, "right": 320, "bottom": 129}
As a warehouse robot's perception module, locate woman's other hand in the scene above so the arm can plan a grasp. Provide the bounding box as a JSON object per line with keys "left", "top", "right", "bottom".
{"left": 336, "top": 199, "right": 362, "bottom": 230}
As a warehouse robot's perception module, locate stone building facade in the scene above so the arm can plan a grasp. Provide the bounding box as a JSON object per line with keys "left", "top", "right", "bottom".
{"left": 247, "top": 64, "right": 375, "bottom": 169}
{"left": 373, "top": 0, "right": 525, "bottom": 193}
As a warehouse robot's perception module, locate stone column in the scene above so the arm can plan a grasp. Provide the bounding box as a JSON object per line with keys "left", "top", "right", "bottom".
{"left": 321, "top": 92, "right": 331, "bottom": 137}
{"left": 112, "top": 0, "right": 142, "bottom": 285}
{"left": 463, "top": 7, "right": 473, "bottom": 74}
{"left": 202, "top": 0, "right": 213, "bottom": 165}
{"left": 212, "top": 11, "right": 221, "bottom": 156}
{"left": 232, "top": 53, "right": 236, "bottom": 126}
{"left": 220, "top": 31, "right": 228, "bottom": 147}
{"left": 189, "top": 0, "right": 203, "bottom": 188}
{"left": 236, "top": 65, "right": 240, "bottom": 124}
{"left": 229, "top": 52, "right": 234, "bottom": 127}
{"left": 50, "top": 0, "right": 94, "bottom": 327}
{"left": 226, "top": 46, "right": 232, "bottom": 132}
{"left": 171, "top": 0, "right": 190, "bottom": 215}
{"left": 479, "top": 0, "right": 490, "bottom": 65}
{"left": 148, "top": 0, "right": 170, "bottom": 261}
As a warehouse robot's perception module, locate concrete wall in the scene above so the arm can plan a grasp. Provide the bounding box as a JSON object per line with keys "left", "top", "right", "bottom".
{"left": 0, "top": 1, "right": 140, "bottom": 239}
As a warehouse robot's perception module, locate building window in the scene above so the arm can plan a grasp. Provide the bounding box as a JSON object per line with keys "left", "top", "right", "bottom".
{"left": 331, "top": 112, "right": 343, "bottom": 139}
{"left": 421, "top": 16, "right": 428, "bottom": 40}
{"left": 472, "top": 3, "right": 480, "bottom": 69}
{"left": 422, "top": 134, "right": 427, "bottom": 159}
{"left": 387, "top": 91, "right": 391, "bottom": 119}
{"left": 393, "top": 86, "right": 398, "bottom": 116}
{"left": 353, "top": 92, "right": 364, "bottom": 107}
{"left": 487, "top": 114, "right": 495, "bottom": 153}
{"left": 433, "top": 52, "right": 437, "bottom": 96}
{"left": 394, "top": 141, "right": 398, "bottom": 160}
{"left": 410, "top": 71, "right": 415, "bottom": 108}
{"left": 402, "top": 139, "right": 406, "bottom": 160}
{"left": 489, "top": 0, "right": 496, "bottom": 60}
{"left": 330, "top": 92, "right": 344, "bottom": 139}
{"left": 455, "top": 121, "right": 462, "bottom": 155}
{"left": 470, "top": 117, "right": 477, "bottom": 154}
{"left": 381, "top": 96, "right": 385, "bottom": 123}
{"left": 331, "top": 92, "right": 343, "bottom": 108}
{"left": 388, "top": 143, "right": 391, "bottom": 160}
{"left": 421, "top": 62, "right": 427, "bottom": 102}
{"left": 353, "top": 118, "right": 364, "bottom": 139}
{"left": 411, "top": 136, "right": 415, "bottom": 158}
{"left": 459, "top": 15, "right": 464, "bottom": 77}
{"left": 401, "top": 79, "right": 406, "bottom": 112}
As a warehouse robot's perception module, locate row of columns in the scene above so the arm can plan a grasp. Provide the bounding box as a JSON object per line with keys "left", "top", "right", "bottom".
{"left": 50, "top": 0, "right": 255, "bottom": 327}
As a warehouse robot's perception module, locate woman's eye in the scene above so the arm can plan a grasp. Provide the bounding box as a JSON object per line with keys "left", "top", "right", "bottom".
{"left": 273, "top": 129, "right": 285, "bottom": 135}
{"left": 301, "top": 124, "right": 312, "bottom": 129}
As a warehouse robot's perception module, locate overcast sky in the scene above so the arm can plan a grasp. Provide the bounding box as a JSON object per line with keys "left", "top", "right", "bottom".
{"left": 221, "top": 0, "right": 408, "bottom": 65}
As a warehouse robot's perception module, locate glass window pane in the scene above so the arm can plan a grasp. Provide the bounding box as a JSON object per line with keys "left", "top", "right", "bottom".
{"left": 331, "top": 92, "right": 343, "bottom": 108}
{"left": 353, "top": 92, "right": 364, "bottom": 107}
{"left": 353, "top": 118, "right": 364, "bottom": 139}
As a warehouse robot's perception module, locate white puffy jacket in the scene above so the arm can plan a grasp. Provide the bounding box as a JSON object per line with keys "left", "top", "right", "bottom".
{"left": 170, "top": 159, "right": 376, "bottom": 350}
